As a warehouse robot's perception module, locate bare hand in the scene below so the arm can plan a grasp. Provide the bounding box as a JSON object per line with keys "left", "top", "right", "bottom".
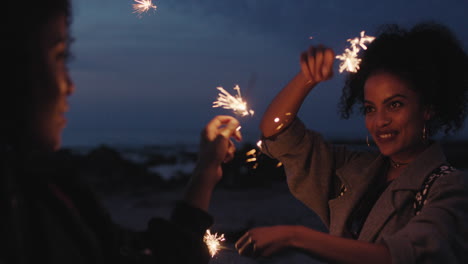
{"left": 196, "top": 115, "right": 242, "bottom": 185}
{"left": 235, "top": 226, "right": 294, "bottom": 258}
{"left": 300, "top": 45, "right": 335, "bottom": 88}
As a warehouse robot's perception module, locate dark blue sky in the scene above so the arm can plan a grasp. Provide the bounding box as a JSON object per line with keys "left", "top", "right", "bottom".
{"left": 63, "top": 0, "right": 468, "bottom": 147}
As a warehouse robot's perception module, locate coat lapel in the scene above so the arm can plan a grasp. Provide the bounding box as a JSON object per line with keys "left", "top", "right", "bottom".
{"left": 328, "top": 154, "right": 385, "bottom": 236}
{"left": 358, "top": 143, "right": 447, "bottom": 242}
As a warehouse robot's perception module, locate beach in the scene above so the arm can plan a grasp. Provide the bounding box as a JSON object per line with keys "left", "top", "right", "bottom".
{"left": 101, "top": 181, "right": 326, "bottom": 263}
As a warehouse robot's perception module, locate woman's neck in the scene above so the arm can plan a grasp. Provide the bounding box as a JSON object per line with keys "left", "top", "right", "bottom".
{"left": 386, "top": 141, "right": 432, "bottom": 181}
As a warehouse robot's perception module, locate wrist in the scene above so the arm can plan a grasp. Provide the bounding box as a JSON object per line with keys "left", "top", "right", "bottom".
{"left": 289, "top": 225, "right": 305, "bottom": 249}
{"left": 191, "top": 164, "right": 219, "bottom": 187}
{"left": 297, "top": 71, "right": 318, "bottom": 90}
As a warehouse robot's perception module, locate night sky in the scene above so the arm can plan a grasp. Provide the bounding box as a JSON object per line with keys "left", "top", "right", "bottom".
{"left": 63, "top": 0, "right": 468, "bottom": 147}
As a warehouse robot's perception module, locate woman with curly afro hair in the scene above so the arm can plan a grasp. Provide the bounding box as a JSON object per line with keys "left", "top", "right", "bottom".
{"left": 235, "top": 22, "right": 468, "bottom": 263}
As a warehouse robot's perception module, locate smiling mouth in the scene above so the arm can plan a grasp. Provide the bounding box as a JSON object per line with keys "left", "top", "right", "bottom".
{"left": 376, "top": 131, "right": 398, "bottom": 142}
{"left": 379, "top": 133, "right": 394, "bottom": 138}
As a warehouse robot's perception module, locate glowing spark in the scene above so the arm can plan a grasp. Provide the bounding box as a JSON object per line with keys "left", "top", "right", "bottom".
{"left": 133, "top": 0, "right": 157, "bottom": 17}
{"left": 276, "top": 162, "right": 283, "bottom": 168}
{"left": 246, "top": 149, "right": 257, "bottom": 156}
{"left": 213, "top": 85, "right": 254, "bottom": 117}
{"left": 246, "top": 148, "right": 258, "bottom": 163}
{"left": 204, "top": 229, "right": 225, "bottom": 257}
{"left": 274, "top": 117, "right": 280, "bottom": 123}
{"left": 236, "top": 126, "right": 242, "bottom": 131}
{"left": 246, "top": 157, "right": 257, "bottom": 163}
{"left": 246, "top": 140, "right": 264, "bottom": 169}
{"left": 336, "top": 31, "right": 375, "bottom": 73}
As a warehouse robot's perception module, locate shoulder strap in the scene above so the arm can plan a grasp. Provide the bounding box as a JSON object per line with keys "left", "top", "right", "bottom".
{"left": 414, "top": 164, "right": 456, "bottom": 215}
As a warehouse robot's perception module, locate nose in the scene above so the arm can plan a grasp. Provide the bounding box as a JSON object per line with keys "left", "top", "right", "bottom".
{"left": 376, "top": 109, "right": 391, "bottom": 128}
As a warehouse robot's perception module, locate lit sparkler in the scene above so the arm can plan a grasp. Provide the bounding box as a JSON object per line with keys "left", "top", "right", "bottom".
{"left": 336, "top": 31, "right": 375, "bottom": 73}
{"left": 204, "top": 229, "right": 226, "bottom": 257}
{"left": 212, "top": 85, "right": 254, "bottom": 117}
{"left": 246, "top": 140, "right": 263, "bottom": 169}
{"left": 133, "top": 0, "right": 157, "bottom": 17}
{"left": 246, "top": 148, "right": 258, "bottom": 163}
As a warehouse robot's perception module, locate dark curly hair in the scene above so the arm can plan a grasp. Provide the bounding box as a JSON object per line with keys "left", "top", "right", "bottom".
{"left": 340, "top": 22, "right": 468, "bottom": 136}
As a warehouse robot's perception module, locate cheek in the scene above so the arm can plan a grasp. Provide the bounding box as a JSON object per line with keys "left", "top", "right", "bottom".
{"left": 398, "top": 111, "right": 423, "bottom": 138}
{"left": 365, "top": 116, "right": 373, "bottom": 132}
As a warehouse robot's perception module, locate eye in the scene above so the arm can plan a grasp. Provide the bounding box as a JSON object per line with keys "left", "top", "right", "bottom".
{"left": 389, "top": 101, "right": 403, "bottom": 110}
{"left": 57, "top": 49, "right": 71, "bottom": 62}
{"left": 363, "top": 105, "right": 375, "bottom": 115}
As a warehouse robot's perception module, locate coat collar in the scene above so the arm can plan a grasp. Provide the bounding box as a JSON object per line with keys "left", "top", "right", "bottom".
{"left": 359, "top": 142, "right": 447, "bottom": 241}
{"left": 389, "top": 142, "right": 447, "bottom": 191}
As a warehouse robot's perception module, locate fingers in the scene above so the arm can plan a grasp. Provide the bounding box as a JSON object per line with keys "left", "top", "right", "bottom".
{"left": 300, "top": 45, "right": 335, "bottom": 85}
{"left": 223, "top": 140, "right": 236, "bottom": 163}
{"left": 219, "top": 118, "right": 241, "bottom": 141}
{"left": 314, "top": 45, "right": 324, "bottom": 80}
{"left": 235, "top": 232, "right": 257, "bottom": 256}
{"left": 322, "top": 48, "right": 335, "bottom": 80}
{"left": 203, "top": 115, "right": 241, "bottom": 141}
{"left": 300, "top": 51, "right": 313, "bottom": 83}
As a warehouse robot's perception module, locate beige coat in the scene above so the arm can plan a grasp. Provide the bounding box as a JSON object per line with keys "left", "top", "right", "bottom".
{"left": 262, "top": 119, "right": 468, "bottom": 264}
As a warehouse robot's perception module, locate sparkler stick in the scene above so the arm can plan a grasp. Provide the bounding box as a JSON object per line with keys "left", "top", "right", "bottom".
{"left": 336, "top": 31, "right": 375, "bottom": 73}
{"left": 132, "top": 0, "right": 157, "bottom": 17}
{"left": 212, "top": 85, "right": 254, "bottom": 117}
{"left": 204, "top": 229, "right": 226, "bottom": 257}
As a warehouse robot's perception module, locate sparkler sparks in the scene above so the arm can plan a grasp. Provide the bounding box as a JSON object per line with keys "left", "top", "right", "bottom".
{"left": 132, "top": 0, "right": 157, "bottom": 17}
{"left": 204, "top": 229, "right": 225, "bottom": 257}
{"left": 212, "top": 85, "right": 254, "bottom": 117}
{"left": 336, "top": 31, "right": 375, "bottom": 73}
{"left": 246, "top": 140, "right": 263, "bottom": 169}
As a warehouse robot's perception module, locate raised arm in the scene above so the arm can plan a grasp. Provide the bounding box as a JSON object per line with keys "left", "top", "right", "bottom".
{"left": 184, "top": 115, "right": 241, "bottom": 211}
{"left": 261, "top": 46, "right": 335, "bottom": 138}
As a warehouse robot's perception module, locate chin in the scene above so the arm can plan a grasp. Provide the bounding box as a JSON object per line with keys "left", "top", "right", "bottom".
{"left": 51, "top": 138, "right": 62, "bottom": 151}
{"left": 376, "top": 144, "right": 399, "bottom": 157}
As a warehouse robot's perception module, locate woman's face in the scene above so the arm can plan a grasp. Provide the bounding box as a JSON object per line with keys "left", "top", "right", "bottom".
{"left": 364, "top": 71, "right": 431, "bottom": 162}
{"left": 35, "top": 14, "right": 74, "bottom": 151}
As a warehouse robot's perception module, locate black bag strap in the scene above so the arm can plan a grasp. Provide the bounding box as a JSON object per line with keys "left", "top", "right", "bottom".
{"left": 414, "top": 164, "right": 456, "bottom": 215}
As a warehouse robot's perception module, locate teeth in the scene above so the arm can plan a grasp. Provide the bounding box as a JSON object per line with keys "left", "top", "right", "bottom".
{"left": 379, "top": 133, "right": 393, "bottom": 138}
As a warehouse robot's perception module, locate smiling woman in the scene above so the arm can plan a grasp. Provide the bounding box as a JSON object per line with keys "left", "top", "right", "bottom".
{"left": 236, "top": 22, "right": 468, "bottom": 263}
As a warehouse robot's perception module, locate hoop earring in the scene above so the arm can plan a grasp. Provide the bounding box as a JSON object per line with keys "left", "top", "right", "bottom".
{"left": 422, "top": 124, "right": 427, "bottom": 142}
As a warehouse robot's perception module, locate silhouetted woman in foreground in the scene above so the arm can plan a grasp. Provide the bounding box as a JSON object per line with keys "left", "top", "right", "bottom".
{"left": 0, "top": 1, "right": 241, "bottom": 263}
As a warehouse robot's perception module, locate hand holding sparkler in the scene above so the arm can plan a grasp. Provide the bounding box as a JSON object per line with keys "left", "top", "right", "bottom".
{"left": 184, "top": 116, "right": 242, "bottom": 211}
{"left": 236, "top": 226, "right": 296, "bottom": 257}
{"left": 300, "top": 45, "right": 335, "bottom": 88}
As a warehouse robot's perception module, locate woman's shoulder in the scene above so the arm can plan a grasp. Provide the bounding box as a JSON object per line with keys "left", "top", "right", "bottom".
{"left": 434, "top": 166, "right": 468, "bottom": 187}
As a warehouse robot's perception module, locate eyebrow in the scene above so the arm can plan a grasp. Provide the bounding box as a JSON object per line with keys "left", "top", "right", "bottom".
{"left": 364, "top": 94, "right": 407, "bottom": 105}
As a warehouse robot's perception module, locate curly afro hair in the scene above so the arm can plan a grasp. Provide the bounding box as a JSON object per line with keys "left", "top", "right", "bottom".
{"left": 340, "top": 22, "right": 468, "bottom": 137}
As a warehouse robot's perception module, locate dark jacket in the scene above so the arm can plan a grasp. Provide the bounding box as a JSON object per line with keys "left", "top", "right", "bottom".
{"left": 262, "top": 118, "right": 468, "bottom": 264}
{"left": 0, "top": 150, "right": 212, "bottom": 264}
